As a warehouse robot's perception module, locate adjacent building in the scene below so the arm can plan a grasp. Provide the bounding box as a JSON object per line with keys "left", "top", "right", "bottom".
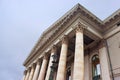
{"left": 22, "top": 3, "right": 120, "bottom": 80}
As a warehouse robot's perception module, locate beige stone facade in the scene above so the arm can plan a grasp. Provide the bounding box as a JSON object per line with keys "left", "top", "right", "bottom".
{"left": 22, "top": 3, "right": 120, "bottom": 80}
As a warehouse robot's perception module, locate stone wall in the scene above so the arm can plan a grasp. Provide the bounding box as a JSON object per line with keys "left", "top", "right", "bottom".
{"left": 107, "top": 32, "right": 120, "bottom": 79}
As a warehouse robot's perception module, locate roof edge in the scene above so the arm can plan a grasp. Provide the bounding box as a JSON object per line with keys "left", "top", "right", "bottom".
{"left": 103, "top": 8, "right": 120, "bottom": 23}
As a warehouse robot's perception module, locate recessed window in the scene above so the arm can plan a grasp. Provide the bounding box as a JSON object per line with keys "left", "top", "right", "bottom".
{"left": 92, "top": 55, "right": 101, "bottom": 80}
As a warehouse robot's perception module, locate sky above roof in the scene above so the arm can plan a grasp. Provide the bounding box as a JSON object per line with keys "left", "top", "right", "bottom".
{"left": 0, "top": 0, "right": 120, "bottom": 80}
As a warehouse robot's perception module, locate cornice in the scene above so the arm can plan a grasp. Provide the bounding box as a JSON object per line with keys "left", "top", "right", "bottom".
{"left": 23, "top": 3, "right": 120, "bottom": 66}
{"left": 103, "top": 9, "right": 120, "bottom": 23}
{"left": 103, "top": 9, "right": 120, "bottom": 30}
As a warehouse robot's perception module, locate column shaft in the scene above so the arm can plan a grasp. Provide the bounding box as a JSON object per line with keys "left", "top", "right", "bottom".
{"left": 73, "top": 26, "right": 84, "bottom": 80}
{"left": 22, "top": 70, "right": 27, "bottom": 80}
{"left": 45, "top": 46, "right": 56, "bottom": 80}
{"left": 99, "top": 47, "right": 111, "bottom": 80}
{"left": 28, "top": 64, "right": 35, "bottom": 80}
{"left": 32, "top": 61, "right": 41, "bottom": 80}
{"left": 56, "top": 36, "right": 68, "bottom": 80}
{"left": 38, "top": 56, "right": 48, "bottom": 80}
{"left": 25, "top": 69, "right": 30, "bottom": 80}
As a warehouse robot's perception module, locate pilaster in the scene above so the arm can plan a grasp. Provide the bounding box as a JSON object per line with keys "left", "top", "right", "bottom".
{"left": 98, "top": 40, "right": 111, "bottom": 80}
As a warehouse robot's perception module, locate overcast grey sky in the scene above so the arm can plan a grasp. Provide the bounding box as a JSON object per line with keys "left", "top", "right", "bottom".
{"left": 0, "top": 0, "right": 120, "bottom": 80}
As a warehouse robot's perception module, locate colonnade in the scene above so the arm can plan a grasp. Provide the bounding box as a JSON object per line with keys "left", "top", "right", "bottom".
{"left": 22, "top": 22, "right": 111, "bottom": 80}
{"left": 22, "top": 22, "right": 85, "bottom": 80}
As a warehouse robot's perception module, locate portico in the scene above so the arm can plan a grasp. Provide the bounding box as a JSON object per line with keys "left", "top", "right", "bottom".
{"left": 22, "top": 3, "right": 120, "bottom": 80}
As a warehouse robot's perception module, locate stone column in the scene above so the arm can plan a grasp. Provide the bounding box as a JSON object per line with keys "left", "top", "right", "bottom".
{"left": 22, "top": 70, "right": 27, "bottom": 80}
{"left": 32, "top": 60, "right": 41, "bottom": 80}
{"left": 73, "top": 22, "right": 84, "bottom": 80}
{"left": 56, "top": 36, "right": 68, "bottom": 80}
{"left": 25, "top": 68, "right": 31, "bottom": 80}
{"left": 99, "top": 42, "right": 111, "bottom": 80}
{"left": 84, "top": 54, "right": 89, "bottom": 80}
{"left": 45, "top": 46, "right": 57, "bottom": 80}
{"left": 28, "top": 64, "right": 35, "bottom": 80}
{"left": 38, "top": 55, "right": 48, "bottom": 80}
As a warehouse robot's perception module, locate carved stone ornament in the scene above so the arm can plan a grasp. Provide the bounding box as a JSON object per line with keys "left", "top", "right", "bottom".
{"left": 24, "top": 70, "right": 27, "bottom": 75}
{"left": 43, "top": 54, "right": 49, "bottom": 59}
{"left": 36, "top": 58, "right": 42, "bottom": 65}
{"left": 32, "top": 63, "right": 36, "bottom": 68}
{"left": 62, "top": 35, "right": 68, "bottom": 44}
{"left": 98, "top": 39, "right": 106, "bottom": 49}
{"left": 75, "top": 22, "right": 86, "bottom": 33}
{"left": 51, "top": 45, "right": 57, "bottom": 53}
{"left": 28, "top": 67, "right": 31, "bottom": 72}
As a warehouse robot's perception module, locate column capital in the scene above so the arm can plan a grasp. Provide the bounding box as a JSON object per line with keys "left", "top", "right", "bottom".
{"left": 24, "top": 70, "right": 27, "bottom": 75}
{"left": 28, "top": 67, "right": 31, "bottom": 71}
{"left": 62, "top": 35, "right": 68, "bottom": 44}
{"left": 36, "top": 58, "right": 42, "bottom": 65}
{"left": 75, "top": 22, "right": 86, "bottom": 33}
{"left": 43, "top": 54, "right": 49, "bottom": 60}
{"left": 51, "top": 45, "right": 57, "bottom": 53}
{"left": 97, "top": 39, "right": 106, "bottom": 49}
{"left": 31, "top": 63, "right": 36, "bottom": 68}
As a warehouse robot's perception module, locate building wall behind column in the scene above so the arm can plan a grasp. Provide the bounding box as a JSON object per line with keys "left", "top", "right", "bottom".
{"left": 107, "top": 32, "right": 120, "bottom": 79}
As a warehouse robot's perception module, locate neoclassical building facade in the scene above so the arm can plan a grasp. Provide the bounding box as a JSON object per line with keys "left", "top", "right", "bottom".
{"left": 22, "top": 3, "right": 120, "bottom": 80}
